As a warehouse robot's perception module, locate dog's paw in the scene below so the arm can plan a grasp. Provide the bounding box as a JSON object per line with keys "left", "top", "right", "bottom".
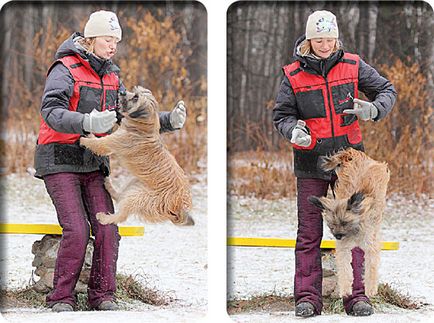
{"left": 180, "top": 215, "right": 195, "bottom": 226}
{"left": 170, "top": 213, "right": 195, "bottom": 226}
{"left": 80, "top": 134, "right": 96, "bottom": 144}
{"left": 339, "top": 283, "right": 353, "bottom": 298}
{"left": 96, "top": 212, "right": 114, "bottom": 225}
{"left": 172, "top": 214, "right": 195, "bottom": 227}
{"left": 365, "top": 284, "right": 378, "bottom": 297}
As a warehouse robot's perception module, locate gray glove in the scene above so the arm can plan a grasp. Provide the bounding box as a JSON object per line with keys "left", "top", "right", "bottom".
{"left": 170, "top": 100, "right": 187, "bottom": 129}
{"left": 290, "top": 120, "right": 311, "bottom": 147}
{"left": 343, "top": 98, "right": 378, "bottom": 121}
{"left": 82, "top": 109, "right": 117, "bottom": 133}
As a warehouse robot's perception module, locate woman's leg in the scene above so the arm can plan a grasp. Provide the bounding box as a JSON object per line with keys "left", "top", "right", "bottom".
{"left": 43, "top": 173, "right": 90, "bottom": 307}
{"left": 294, "top": 177, "right": 330, "bottom": 315}
{"left": 82, "top": 171, "right": 120, "bottom": 308}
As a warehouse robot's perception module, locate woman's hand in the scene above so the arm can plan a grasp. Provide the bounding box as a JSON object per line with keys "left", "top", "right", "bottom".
{"left": 291, "top": 120, "right": 311, "bottom": 147}
{"left": 83, "top": 109, "right": 117, "bottom": 133}
{"left": 170, "top": 100, "right": 187, "bottom": 129}
{"left": 343, "top": 98, "right": 378, "bottom": 121}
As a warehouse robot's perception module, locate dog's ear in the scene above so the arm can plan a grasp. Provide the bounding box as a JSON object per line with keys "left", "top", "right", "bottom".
{"left": 346, "top": 192, "right": 365, "bottom": 214}
{"left": 308, "top": 196, "right": 327, "bottom": 210}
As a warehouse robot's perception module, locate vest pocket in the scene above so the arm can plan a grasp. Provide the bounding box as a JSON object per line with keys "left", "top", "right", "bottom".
{"left": 331, "top": 83, "right": 357, "bottom": 126}
{"left": 77, "top": 86, "right": 103, "bottom": 114}
{"left": 295, "top": 89, "right": 326, "bottom": 119}
{"left": 53, "top": 143, "right": 85, "bottom": 166}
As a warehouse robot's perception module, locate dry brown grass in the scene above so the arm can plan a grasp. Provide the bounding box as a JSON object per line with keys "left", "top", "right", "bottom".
{"left": 226, "top": 283, "right": 428, "bottom": 315}
{"left": 0, "top": 272, "right": 174, "bottom": 311}
{"left": 228, "top": 150, "right": 296, "bottom": 199}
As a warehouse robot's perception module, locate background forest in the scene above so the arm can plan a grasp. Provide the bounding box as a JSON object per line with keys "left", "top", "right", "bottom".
{"left": 0, "top": 1, "right": 207, "bottom": 175}
{"left": 227, "top": 1, "right": 433, "bottom": 197}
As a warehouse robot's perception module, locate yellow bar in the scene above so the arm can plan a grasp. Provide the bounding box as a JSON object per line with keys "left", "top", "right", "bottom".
{"left": 227, "top": 237, "right": 399, "bottom": 250}
{"left": 0, "top": 223, "right": 144, "bottom": 237}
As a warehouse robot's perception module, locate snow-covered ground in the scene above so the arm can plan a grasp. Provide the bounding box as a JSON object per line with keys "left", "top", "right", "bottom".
{"left": 228, "top": 194, "right": 434, "bottom": 322}
{"left": 1, "top": 172, "right": 434, "bottom": 323}
{"left": 0, "top": 173, "right": 208, "bottom": 322}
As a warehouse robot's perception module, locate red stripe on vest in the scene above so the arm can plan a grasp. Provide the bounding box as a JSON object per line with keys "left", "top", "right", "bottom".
{"left": 283, "top": 52, "right": 362, "bottom": 150}
{"left": 38, "top": 54, "right": 119, "bottom": 145}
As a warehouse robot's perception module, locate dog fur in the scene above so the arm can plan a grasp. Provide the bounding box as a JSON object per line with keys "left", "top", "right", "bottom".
{"left": 80, "top": 86, "right": 193, "bottom": 226}
{"left": 308, "top": 148, "right": 390, "bottom": 297}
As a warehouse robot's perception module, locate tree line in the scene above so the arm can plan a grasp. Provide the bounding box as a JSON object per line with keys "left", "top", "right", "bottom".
{"left": 227, "top": 1, "right": 433, "bottom": 152}
{"left": 0, "top": 1, "right": 207, "bottom": 119}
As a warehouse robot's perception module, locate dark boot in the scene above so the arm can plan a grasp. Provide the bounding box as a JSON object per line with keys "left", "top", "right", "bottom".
{"left": 350, "top": 301, "right": 374, "bottom": 316}
{"left": 52, "top": 302, "right": 74, "bottom": 312}
{"left": 96, "top": 300, "right": 119, "bottom": 311}
{"left": 295, "top": 302, "right": 316, "bottom": 317}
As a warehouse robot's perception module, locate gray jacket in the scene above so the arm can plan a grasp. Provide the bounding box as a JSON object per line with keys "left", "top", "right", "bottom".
{"left": 272, "top": 36, "right": 397, "bottom": 179}
{"left": 34, "top": 32, "right": 175, "bottom": 178}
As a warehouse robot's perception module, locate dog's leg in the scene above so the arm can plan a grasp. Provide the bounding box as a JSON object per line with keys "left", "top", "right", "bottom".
{"left": 335, "top": 241, "right": 354, "bottom": 297}
{"left": 104, "top": 177, "right": 120, "bottom": 202}
{"left": 80, "top": 136, "right": 114, "bottom": 156}
{"left": 364, "top": 230, "right": 381, "bottom": 297}
{"left": 97, "top": 191, "right": 164, "bottom": 225}
{"left": 96, "top": 210, "right": 130, "bottom": 225}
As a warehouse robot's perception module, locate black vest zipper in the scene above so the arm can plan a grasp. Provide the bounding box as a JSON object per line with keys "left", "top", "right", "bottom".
{"left": 321, "top": 61, "right": 336, "bottom": 148}
{"left": 99, "top": 76, "right": 105, "bottom": 111}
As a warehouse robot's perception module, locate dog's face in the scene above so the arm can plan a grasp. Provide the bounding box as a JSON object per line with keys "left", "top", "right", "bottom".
{"left": 119, "top": 86, "right": 159, "bottom": 128}
{"left": 308, "top": 192, "right": 372, "bottom": 240}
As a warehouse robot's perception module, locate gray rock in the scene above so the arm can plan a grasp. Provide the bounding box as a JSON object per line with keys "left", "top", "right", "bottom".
{"left": 31, "top": 234, "right": 94, "bottom": 294}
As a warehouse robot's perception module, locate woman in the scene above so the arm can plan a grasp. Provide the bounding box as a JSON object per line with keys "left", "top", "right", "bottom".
{"left": 272, "top": 10, "right": 397, "bottom": 317}
{"left": 34, "top": 10, "right": 187, "bottom": 312}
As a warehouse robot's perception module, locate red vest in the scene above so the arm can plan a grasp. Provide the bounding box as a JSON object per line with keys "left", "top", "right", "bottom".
{"left": 38, "top": 54, "right": 119, "bottom": 145}
{"left": 283, "top": 53, "right": 362, "bottom": 151}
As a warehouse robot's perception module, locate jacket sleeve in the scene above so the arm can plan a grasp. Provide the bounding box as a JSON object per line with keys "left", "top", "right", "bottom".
{"left": 358, "top": 58, "right": 397, "bottom": 121}
{"left": 40, "top": 62, "right": 86, "bottom": 134}
{"left": 158, "top": 111, "right": 175, "bottom": 133}
{"left": 272, "top": 75, "right": 299, "bottom": 141}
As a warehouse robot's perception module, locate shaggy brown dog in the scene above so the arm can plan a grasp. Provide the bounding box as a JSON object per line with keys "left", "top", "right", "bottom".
{"left": 308, "top": 148, "right": 390, "bottom": 297}
{"left": 80, "top": 86, "right": 193, "bottom": 226}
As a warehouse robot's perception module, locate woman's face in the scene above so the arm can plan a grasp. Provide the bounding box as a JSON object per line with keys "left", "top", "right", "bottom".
{"left": 310, "top": 38, "right": 337, "bottom": 59}
{"left": 94, "top": 36, "right": 119, "bottom": 60}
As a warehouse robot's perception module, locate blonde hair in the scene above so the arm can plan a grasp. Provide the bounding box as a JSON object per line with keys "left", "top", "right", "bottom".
{"left": 299, "top": 39, "right": 341, "bottom": 57}
{"left": 77, "top": 37, "right": 96, "bottom": 54}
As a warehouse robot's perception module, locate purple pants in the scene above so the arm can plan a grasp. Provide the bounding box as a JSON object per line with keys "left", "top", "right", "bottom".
{"left": 43, "top": 171, "right": 120, "bottom": 309}
{"left": 294, "top": 177, "right": 369, "bottom": 314}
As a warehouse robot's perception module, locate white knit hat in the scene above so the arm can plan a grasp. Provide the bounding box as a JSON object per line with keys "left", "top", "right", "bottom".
{"left": 305, "top": 10, "right": 339, "bottom": 40}
{"left": 84, "top": 10, "right": 122, "bottom": 41}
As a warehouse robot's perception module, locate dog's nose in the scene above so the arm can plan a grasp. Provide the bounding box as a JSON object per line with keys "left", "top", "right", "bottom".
{"left": 335, "top": 234, "right": 344, "bottom": 240}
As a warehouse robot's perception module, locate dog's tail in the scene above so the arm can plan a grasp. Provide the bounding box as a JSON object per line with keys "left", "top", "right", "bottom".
{"left": 320, "top": 153, "right": 341, "bottom": 172}
{"left": 320, "top": 148, "right": 365, "bottom": 172}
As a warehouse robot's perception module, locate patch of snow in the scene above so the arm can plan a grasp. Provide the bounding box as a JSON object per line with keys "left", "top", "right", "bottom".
{"left": 228, "top": 194, "right": 434, "bottom": 320}
{"left": 0, "top": 173, "right": 207, "bottom": 322}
